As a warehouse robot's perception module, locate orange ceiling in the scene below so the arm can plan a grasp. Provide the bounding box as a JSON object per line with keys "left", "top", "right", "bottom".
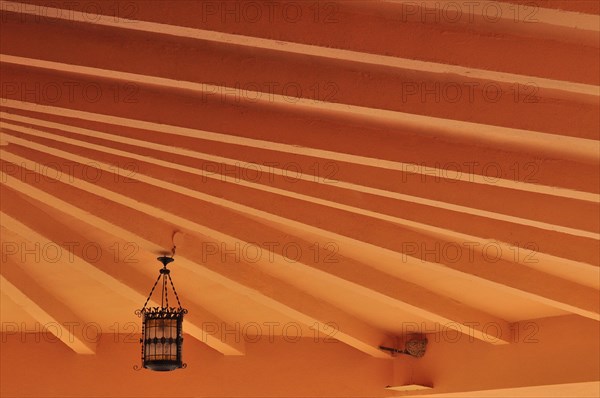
{"left": 0, "top": 0, "right": 599, "bottom": 396}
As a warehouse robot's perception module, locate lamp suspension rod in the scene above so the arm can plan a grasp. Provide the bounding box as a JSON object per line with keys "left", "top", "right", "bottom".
{"left": 379, "top": 345, "right": 410, "bottom": 355}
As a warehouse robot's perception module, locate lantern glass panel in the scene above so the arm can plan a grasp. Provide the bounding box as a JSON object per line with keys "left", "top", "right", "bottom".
{"left": 142, "top": 312, "right": 183, "bottom": 371}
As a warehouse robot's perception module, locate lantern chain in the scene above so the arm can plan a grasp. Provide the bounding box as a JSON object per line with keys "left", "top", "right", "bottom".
{"left": 138, "top": 243, "right": 183, "bottom": 313}
{"left": 140, "top": 273, "right": 162, "bottom": 312}
{"left": 167, "top": 273, "right": 183, "bottom": 309}
{"left": 164, "top": 273, "right": 169, "bottom": 308}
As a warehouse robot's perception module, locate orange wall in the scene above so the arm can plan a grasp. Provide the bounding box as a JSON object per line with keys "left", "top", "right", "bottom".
{"left": 0, "top": 334, "right": 392, "bottom": 397}
{"left": 1, "top": 316, "right": 598, "bottom": 397}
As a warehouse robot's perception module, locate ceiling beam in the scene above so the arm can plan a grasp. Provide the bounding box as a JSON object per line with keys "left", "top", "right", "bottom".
{"left": 0, "top": 0, "right": 597, "bottom": 95}
{"left": 2, "top": 112, "right": 597, "bottom": 239}
{"left": 0, "top": 149, "right": 514, "bottom": 345}
{"left": 0, "top": 210, "right": 246, "bottom": 356}
{"left": 0, "top": 173, "right": 392, "bottom": 358}
{"left": 1, "top": 135, "right": 597, "bottom": 320}
{"left": 1, "top": 100, "right": 597, "bottom": 203}
{"left": 2, "top": 114, "right": 598, "bottom": 275}
{"left": 2, "top": 15, "right": 598, "bottom": 141}
{"left": 1, "top": 55, "right": 597, "bottom": 164}
{"left": 0, "top": 263, "right": 96, "bottom": 354}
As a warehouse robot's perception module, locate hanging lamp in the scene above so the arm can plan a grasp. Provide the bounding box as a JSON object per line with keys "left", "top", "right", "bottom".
{"left": 136, "top": 251, "right": 187, "bottom": 371}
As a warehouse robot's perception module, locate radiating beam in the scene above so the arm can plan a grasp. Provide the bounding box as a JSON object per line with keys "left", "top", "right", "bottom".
{"left": 1, "top": 55, "right": 598, "bottom": 164}
{"left": 2, "top": 130, "right": 598, "bottom": 320}
{"left": 2, "top": 112, "right": 596, "bottom": 239}
{"left": 0, "top": 0, "right": 597, "bottom": 96}
{"left": 0, "top": 211, "right": 246, "bottom": 356}
{"left": 0, "top": 266, "right": 96, "bottom": 354}
{"left": 1, "top": 100, "right": 597, "bottom": 202}
{"left": 0, "top": 149, "right": 514, "bottom": 344}
{"left": 0, "top": 174, "right": 392, "bottom": 358}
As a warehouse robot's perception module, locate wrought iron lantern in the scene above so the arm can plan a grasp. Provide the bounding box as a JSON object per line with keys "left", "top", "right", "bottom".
{"left": 136, "top": 255, "right": 187, "bottom": 371}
